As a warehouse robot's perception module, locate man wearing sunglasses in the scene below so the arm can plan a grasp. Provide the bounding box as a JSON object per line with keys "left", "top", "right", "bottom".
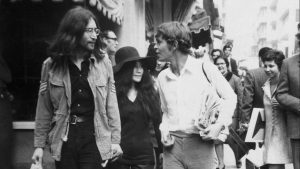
{"left": 99, "top": 30, "right": 119, "bottom": 66}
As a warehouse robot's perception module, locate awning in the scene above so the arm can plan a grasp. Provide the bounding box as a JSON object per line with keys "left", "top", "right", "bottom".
{"left": 9, "top": 0, "right": 124, "bottom": 25}
{"left": 89, "top": 0, "right": 124, "bottom": 25}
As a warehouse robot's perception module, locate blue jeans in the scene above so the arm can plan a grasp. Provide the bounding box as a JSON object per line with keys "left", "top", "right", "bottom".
{"left": 163, "top": 132, "right": 217, "bottom": 169}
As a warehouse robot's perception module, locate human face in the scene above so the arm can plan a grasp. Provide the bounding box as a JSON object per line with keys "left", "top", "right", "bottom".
{"left": 215, "top": 58, "right": 228, "bottom": 76}
{"left": 224, "top": 47, "right": 231, "bottom": 58}
{"left": 155, "top": 36, "right": 173, "bottom": 62}
{"left": 105, "top": 32, "right": 118, "bottom": 54}
{"left": 80, "top": 19, "right": 98, "bottom": 52}
{"left": 212, "top": 51, "right": 221, "bottom": 60}
{"left": 264, "top": 60, "right": 279, "bottom": 79}
{"left": 132, "top": 61, "right": 144, "bottom": 83}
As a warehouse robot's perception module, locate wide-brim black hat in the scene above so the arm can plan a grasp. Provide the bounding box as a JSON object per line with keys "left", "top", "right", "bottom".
{"left": 113, "top": 46, "right": 156, "bottom": 73}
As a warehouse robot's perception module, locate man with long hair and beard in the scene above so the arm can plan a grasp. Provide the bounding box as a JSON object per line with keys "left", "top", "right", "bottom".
{"left": 106, "top": 46, "right": 162, "bottom": 169}
{"left": 31, "top": 7, "right": 122, "bottom": 169}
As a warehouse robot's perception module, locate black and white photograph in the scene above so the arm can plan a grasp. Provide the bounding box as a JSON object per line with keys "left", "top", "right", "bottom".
{"left": 0, "top": 0, "right": 299, "bottom": 169}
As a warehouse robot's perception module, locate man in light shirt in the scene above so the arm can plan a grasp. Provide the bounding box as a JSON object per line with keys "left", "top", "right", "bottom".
{"left": 155, "top": 21, "right": 237, "bottom": 169}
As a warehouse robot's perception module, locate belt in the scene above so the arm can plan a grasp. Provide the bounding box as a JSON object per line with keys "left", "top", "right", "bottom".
{"left": 69, "top": 115, "right": 92, "bottom": 125}
{"left": 170, "top": 131, "right": 199, "bottom": 138}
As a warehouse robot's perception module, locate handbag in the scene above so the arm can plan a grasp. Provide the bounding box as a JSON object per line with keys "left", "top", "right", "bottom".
{"left": 227, "top": 127, "right": 249, "bottom": 160}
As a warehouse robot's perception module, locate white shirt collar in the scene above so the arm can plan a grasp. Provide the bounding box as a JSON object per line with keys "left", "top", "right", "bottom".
{"left": 165, "top": 55, "right": 199, "bottom": 80}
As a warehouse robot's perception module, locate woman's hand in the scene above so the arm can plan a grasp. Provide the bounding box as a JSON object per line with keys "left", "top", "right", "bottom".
{"left": 32, "top": 148, "right": 44, "bottom": 165}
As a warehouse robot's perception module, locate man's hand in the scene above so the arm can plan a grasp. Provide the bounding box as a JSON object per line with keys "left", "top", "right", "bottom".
{"left": 202, "top": 123, "right": 224, "bottom": 141}
{"left": 32, "top": 148, "right": 44, "bottom": 165}
{"left": 111, "top": 144, "right": 123, "bottom": 162}
{"left": 161, "top": 130, "right": 174, "bottom": 147}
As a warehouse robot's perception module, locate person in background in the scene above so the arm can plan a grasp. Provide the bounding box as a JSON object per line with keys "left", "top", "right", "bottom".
{"left": 107, "top": 46, "right": 162, "bottom": 169}
{"left": 0, "top": 51, "right": 13, "bottom": 169}
{"left": 155, "top": 21, "right": 236, "bottom": 169}
{"left": 211, "top": 49, "right": 223, "bottom": 61}
{"left": 240, "top": 47, "right": 272, "bottom": 131}
{"left": 31, "top": 7, "right": 122, "bottom": 169}
{"left": 214, "top": 55, "right": 243, "bottom": 169}
{"left": 275, "top": 30, "right": 300, "bottom": 169}
{"left": 223, "top": 45, "right": 239, "bottom": 76}
{"left": 261, "top": 49, "right": 292, "bottom": 169}
{"left": 98, "top": 30, "right": 118, "bottom": 66}
{"left": 239, "top": 47, "right": 272, "bottom": 169}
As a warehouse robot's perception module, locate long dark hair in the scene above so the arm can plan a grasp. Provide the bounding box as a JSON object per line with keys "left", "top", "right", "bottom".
{"left": 115, "top": 61, "right": 161, "bottom": 122}
{"left": 48, "top": 6, "right": 99, "bottom": 72}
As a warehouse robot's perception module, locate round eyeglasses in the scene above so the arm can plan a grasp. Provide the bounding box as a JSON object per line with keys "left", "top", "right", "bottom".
{"left": 85, "top": 28, "right": 101, "bottom": 36}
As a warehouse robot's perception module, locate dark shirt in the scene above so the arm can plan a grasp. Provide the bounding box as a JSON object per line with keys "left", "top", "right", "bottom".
{"left": 69, "top": 59, "right": 94, "bottom": 117}
{"left": 119, "top": 95, "right": 155, "bottom": 165}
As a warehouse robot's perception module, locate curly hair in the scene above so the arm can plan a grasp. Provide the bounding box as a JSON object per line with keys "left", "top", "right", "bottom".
{"left": 114, "top": 61, "right": 161, "bottom": 122}
{"left": 261, "top": 49, "right": 285, "bottom": 70}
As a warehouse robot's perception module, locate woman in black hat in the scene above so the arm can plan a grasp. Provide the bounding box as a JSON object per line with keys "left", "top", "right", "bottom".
{"left": 107, "top": 46, "right": 162, "bottom": 169}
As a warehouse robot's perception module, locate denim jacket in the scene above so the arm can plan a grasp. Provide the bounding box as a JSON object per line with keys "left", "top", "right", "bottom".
{"left": 34, "top": 55, "right": 121, "bottom": 161}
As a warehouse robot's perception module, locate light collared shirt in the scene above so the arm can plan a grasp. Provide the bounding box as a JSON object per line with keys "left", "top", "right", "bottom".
{"left": 157, "top": 56, "right": 236, "bottom": 134}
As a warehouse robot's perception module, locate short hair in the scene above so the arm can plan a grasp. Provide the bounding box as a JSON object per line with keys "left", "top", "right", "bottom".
{"left": 213, "top": 55, "right": 229, "bottom": 68}
{"left": 155, "top": 21, "right": 192, "bottom": 55}
{"left": 211, "top": 49, "right": 223, "bottom": 57}
{"left": 261, "top": 49, "right": 285, "bottom": 70}
{"left": 223, "top": 45, "right": 232, "bottom": 52}
{"left": 98, "top": 30, "right": 116, "bottom": 48}
{"left": 258, "top": 47, "right": 272, "bottom": 58}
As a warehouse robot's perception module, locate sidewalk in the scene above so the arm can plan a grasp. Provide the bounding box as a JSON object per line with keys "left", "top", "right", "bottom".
{"left": 223, "top": 145, "right": 294, "bottom": 169}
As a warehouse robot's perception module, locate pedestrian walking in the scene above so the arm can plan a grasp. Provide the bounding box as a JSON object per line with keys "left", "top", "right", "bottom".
{"left": 214, "top": 55, "right": 243, "bottom": 168}
{"left": 31, "top": 7, "right": 122, "bottom": 169}
{"left": 261, "top": 49, "right": 292, "bottom": 169}
{"left": 106, "top": 46, "right": 162, "bottom": 169}
{"left": 155, "top": 21, "right": 236, "bottom": 169}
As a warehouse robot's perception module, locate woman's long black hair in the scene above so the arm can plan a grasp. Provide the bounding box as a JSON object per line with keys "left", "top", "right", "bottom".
{"left": 114, "top": 61, "right": 161, "bottom": 122}
{"left": 48, "top": 6, "right": 99, "bottom": 72}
